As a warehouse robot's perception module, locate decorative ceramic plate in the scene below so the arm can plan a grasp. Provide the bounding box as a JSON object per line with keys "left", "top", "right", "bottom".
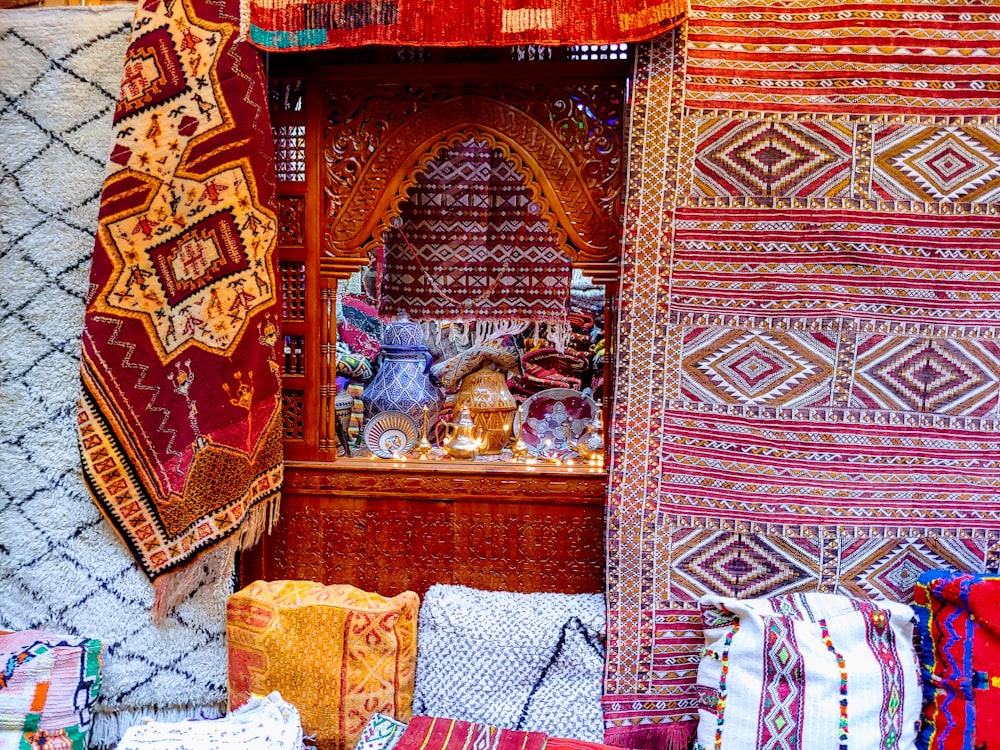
{"left": 518, "top": 388, "right": 598, "bottom": 456}
{"left": 363, "top": 410, "right": 419, "bottom": 458}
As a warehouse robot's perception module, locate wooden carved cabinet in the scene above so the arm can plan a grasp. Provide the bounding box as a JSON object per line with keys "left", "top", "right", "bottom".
{"left": 240, "top": 460, "right": 608, "bottom": 596}
{"left": 240, "top": 47, "right": 630, "bottom": 598}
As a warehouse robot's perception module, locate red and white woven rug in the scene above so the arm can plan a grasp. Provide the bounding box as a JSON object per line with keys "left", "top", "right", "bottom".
{"left": 78, "top": 0, "right": 282, "bottom": 618}
{"left": 604, "top": 4, "right": 1000, "bottom": 747}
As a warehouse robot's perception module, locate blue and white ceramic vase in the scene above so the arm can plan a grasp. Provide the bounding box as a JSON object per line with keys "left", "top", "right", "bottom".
{"left": 362, "top": 313, "right": 441, "bottom": 424}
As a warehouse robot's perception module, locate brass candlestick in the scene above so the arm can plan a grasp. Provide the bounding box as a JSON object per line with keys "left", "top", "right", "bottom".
{"left": 415, "top": 406, "right": 433, "bottom": 459}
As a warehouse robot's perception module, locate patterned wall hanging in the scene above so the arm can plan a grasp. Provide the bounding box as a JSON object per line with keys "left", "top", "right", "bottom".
{"left": 240, "top": 0, "right": 685, "bottom": 52}
{"left": 78, "top": 0, "right": 282, "bottom": 619}
{"left": 380, "top": 135, "right": 571, "bottom": 324}
{"left": 604, "top": 4, "right": 1000, "bottom": 748}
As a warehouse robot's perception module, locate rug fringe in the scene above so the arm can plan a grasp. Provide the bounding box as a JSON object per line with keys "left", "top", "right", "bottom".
{"left": 471, "top": 318, "right": 531, "bottom": 345}
{"left": 152, "top": 542, "right": 236, "bottom": 622}
{"left": 90, "top": 703, "right": 226, "bottom": 748}
{"left": 151, "top": 492, "right": 279, "bottom": 620}
{"left": 603, "top": 721, "right": 696, "bottom": 750}
{"left": 237, "top": 489, "right": 282, "bottom": 550}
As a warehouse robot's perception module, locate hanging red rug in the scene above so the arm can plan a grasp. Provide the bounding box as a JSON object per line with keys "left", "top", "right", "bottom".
{"left": 241, "top": 0, "right": 686, "bottom": 52}
{"left": 78, "top": 0, "right": 282, "bottom": 618}
{"left": 380, "top": 136, "right": 571, "bottom": 324}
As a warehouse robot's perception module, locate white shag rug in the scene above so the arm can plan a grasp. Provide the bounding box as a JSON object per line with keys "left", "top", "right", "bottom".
{"left": 0, "top": 7, "right": 230, "bottom": 746}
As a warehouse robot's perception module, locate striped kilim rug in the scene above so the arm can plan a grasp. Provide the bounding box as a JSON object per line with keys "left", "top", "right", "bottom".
{"left": 241, "top": 0, "right": 686, "bottom": 52}
{"left": 604, "top": 3, "right": 1000, "bottom": 748}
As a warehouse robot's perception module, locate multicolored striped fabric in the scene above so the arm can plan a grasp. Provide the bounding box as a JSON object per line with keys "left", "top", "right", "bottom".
{"left": 604, "top": 3, "right": 1000, "bottom": 747}
{"left": 241, "top": 0, "right": 685, "bottom": 52}
{"left": 0, "top": 631, "right": 104, "bottom": 750}
{"left": 393, "top": 716, "right": 547, "bottom": 750}
{"left": 914, "top": 571, "right": 1000, "bottom": 750}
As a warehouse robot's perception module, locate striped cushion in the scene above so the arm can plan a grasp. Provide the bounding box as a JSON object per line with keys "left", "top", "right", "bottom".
{"left": 0, "top": 630, "right": 103, "bottom": 750}
{"left": 695, "top": 592, "right": 920, "bottom": 750}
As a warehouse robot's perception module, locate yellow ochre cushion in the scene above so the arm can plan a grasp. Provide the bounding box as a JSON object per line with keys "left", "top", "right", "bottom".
{"left": 227, "top": 580, "right": 419, "bottom": 750}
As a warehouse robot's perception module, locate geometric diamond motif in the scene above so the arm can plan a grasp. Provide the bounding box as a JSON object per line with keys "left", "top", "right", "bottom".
{"left": 693, "top": 118, "right": 852, "bottom": 198}
{"left": 682, "top": 328, "right": 835, "bottom": 407}
{"left": 838, "top": 535, "right": 987, "bottom": 602}
{"left": 873, "top": 123, "right": 1000, "bottom": 203}
{"left": 904, "top": 133, "right": 992, "bottom": 195}
{"left": 852, "top": 335, "right": 1000, "bottom": 414}
{"left": 758, "top": 618, "right": 804, "bottom": 750}
{"left": 864, "top": 544, "right": 939, "bottom": 602}
{"left": 671, "top": 531, "right": 816, "bottom": 599}
{"left": 703, "top": 335, "right": 805, "bottom": 398}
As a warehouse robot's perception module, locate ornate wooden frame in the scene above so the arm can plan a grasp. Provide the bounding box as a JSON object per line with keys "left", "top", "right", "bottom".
{"left": 320, "top": 83, "right": 625, "bottom": 281}
{"left": 249, "top": 62, "right": 627, "bottom": 597}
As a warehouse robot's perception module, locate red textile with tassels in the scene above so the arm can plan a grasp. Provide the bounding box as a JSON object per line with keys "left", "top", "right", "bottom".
{"left": 78, "top": 0, "right": 282, "bottom": 618}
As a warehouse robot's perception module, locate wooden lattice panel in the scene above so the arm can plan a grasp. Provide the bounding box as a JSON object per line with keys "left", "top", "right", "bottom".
{"left": 281, "top": 389, "right": 305, "bottom": 440}
{"left": 279, "top": 261, "right": 306, "bottom": 321}
{"left": 277, "top": 197, "right": 305, "bottom": 247}
{"left": 282, "top": 334, "right": 305, "bottom": 375}
{"left": 273, "top": 125, "right": 305, "bottom": 182}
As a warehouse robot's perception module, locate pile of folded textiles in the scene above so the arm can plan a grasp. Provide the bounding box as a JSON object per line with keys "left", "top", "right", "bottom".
{"left": 217, "top": 576, "right": 1000, "bottom": 750}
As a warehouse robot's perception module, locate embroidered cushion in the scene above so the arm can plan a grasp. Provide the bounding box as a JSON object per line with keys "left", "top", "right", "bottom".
{"left": 355, "top": 712, "right": 407, "bottom": 750}
{"left": 116, "top": 691, "right": 302, "bottom": 750}
{"left": 336, "top": 342, "right": 374, "bottom": 380}
{"left": 694, "top": 592, "right": 920, "bottom": 750}
{"left": 0, "top": 630, "right": 104, "bottom": 750}
{"left": 412, "top": 585, "right": 606, "bottom": 742}
{"left": 914, "top": 570, "right": 1000, "bottom": 750}
{"left": 227, "top": 581, "right": 419, "bottom": 750}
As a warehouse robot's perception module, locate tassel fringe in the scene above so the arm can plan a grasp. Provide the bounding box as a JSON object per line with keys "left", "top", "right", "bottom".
{"left": 471, "top": 319, "right": 530, "bottom": 346}
{"left": 547, "top": 319, "right": 571, "bottom": 354}
{"left": 151, "top": 493, "right": 280, "bottom": 622}
{"left": 603, "top": 722, "right": 696, "bottom": 750}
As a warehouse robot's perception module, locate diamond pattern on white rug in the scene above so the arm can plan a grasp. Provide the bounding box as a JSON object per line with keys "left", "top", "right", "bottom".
{"left": 0, "top": 7, "right": 228, "bottom": 745}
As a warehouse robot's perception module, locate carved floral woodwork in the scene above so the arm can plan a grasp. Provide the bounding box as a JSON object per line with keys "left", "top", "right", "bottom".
{"left": 283, "top": 459, "right": 607, "bottom": 499}
{"left": 322, "top": 83, "right": 625, "bottom": 276}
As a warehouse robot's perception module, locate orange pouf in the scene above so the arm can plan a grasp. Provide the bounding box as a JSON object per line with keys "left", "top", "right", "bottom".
{"left": 227, "top": 580, "right": 419, "bottom": 750}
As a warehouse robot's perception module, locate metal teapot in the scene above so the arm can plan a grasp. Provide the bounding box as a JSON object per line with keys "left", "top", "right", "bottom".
{"left": 568, "top": 410, "right": 604, "bottom": 461}
{"left": 435, "top": 404, "right": 482, "bottom": 460}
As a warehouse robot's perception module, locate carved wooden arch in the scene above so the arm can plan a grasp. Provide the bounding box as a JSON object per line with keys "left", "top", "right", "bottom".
{"left": 323, "top": 94, "right": 620, "bottom": 273}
